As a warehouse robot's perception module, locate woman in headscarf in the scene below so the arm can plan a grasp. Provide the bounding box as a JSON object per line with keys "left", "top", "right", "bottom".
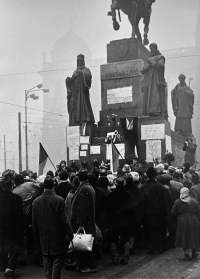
{"left": 171, "top": 187, "right": 200, "bottom": 261}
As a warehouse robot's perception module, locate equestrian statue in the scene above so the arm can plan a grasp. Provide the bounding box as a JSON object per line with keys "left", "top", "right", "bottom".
{"left": 108, "top": 0, "right": 155, "bottom": 45}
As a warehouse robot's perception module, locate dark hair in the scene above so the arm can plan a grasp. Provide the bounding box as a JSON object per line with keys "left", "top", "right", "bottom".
{"left": 92, "top": 167, "right": 99, "bottom": 179}
{"left": 58, "top": 170, "right": 68, "bottom": 180}
{"left": 146, "top": 167, "right": 157, "bottom": 179}
{"left": 13, "top": 174, "right": 24, "bottom": 186}
{"left": 44, "top": 176, "right": 54, "bottom": 189}
{"left": 98, "top": 176, "right": 109, "bottom": 189}
{"left": 173, "top": 172, "right": 180, "bottom": 179}
{"left": 46, "top": 170, "right": 54, "bottom": 178}
{"left": 157, "top": 175, "right": 166, "bottom": 185}
{"left": 69, "top": 172, "right": 76, "bottom": 182}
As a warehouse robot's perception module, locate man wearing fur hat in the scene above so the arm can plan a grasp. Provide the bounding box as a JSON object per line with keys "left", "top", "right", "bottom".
{"left": 171, "top": 74, "right": 194, "bottom": 138}
{"left": 66, "top": 54, "right": 95, "bottom": 127}
{"left": 0, "top": 176, "right": 24, "bottom": 278}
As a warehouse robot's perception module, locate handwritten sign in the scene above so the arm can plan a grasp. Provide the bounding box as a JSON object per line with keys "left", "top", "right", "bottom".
{"left": 146, "top": 140, "right": 161, "bottom": 162}
{"left": 69, "top": 147, "right": 79, "bottom": 160}
{"left": 141, "top": 124, "right": 165, "bottom": 140}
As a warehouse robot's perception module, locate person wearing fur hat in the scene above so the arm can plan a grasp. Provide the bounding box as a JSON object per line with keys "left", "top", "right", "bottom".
{"left": 0, "top": 176, "right": 24, "bottom": 278}
{"left": 155, "top": 163, "right": 165, "bottom": 175}
{"left": 32, "top": 176, "right": 73, "bottom": 279}
{"left": 140, "top": 167, "right": 167, "bottom": 254}
{"left": 105, "top": 176, "right": 135, "bottom": 265}
{"left": 171, "top": 187, "right": 200, "bottom": 261}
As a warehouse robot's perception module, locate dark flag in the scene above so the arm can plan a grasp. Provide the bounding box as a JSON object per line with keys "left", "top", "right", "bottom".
{"left": 38, "top": 143, "right": 55, "bottom": 175}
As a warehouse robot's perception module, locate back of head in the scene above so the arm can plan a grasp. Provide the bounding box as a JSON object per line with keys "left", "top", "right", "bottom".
{"left": 146, "top": 167, "right": 157, "bottom": 179}
{"left": 46, "top": 170, "right": 54, "bottom": 178}
{"left": 192, "top": 173, "right": 199, "bottom": 184}
{"left": 183, "top": 161, "right": 190, "bottom": 169}
{"left": 73, "top": 176, "right": 80, "bottom": 189}
{"left": 58, "top": 170, "right": 69, "bottom": 181}
{"left": 99, "top": 168, "right": 107, "bottom": 177}
{"left": 77, "top": 168, "right": 88, "bottom": 182}
{"left": 1, "top": 176, "right": 14, "bottom": 191}
{"left": 98, "top": 176, "right": 109, "bottom": 188}
{"left": 162, "top": 174, "right": 172, "bottom": 184}
{"left": 115, "top": 175, "right": 126, "bottom": 187}
{"left": 183, "top": 179, "right": 192, "bottom": 189}
{"left": 44, "top": 175, "right": 54, "bottom": 189}
{"left": 173, "top": 172, "right": 180, "bottom": 180}
{"left": 164, "top": 163, "right": 169, "bottom": 171}
{"left": 156, "top": 175, "right": 166, "bottom": 185}
{"left": 13, "top": 174, "right": 24, "bottom": 187}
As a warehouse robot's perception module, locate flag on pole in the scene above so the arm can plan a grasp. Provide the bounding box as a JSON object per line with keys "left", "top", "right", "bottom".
{"left": 111, "top": 140, "right": 122, "bottom": 173}
{"left": 38, "top": 142, "right": 56, "bottom": 176}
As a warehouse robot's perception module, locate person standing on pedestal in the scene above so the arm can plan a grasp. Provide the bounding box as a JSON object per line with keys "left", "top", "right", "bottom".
{"left": 182, "top": 138, "right": 197, "bottom": 166}
{"left": 141, "top": 43, "right": 168, "bottom": 118}
{"left": 65, "top": 54, "right": 95, "bottom": 127}
{"left": 171, "top": 74, "right": 194, "bottom": 138}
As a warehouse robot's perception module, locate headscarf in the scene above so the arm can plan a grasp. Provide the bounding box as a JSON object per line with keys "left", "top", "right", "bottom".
{"left": 180, "top": 187, "right": 190, "bottom": 203}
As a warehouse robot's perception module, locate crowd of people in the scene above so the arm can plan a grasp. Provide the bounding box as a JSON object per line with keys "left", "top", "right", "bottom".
{"left": 1, "top": 159, "right": 200, "bottom": 278}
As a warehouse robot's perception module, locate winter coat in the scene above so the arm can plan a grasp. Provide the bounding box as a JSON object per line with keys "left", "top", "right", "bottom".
{"left": 32, "top": 189, "right": 73, "bottom": 255}
{"left": 70, "top": 180, "right": 96, "bottom": 240}
{"left": 171, "top": 198, "right": 200, "bottom": 249}
{"left": 0, "top": 191, "right": 24, "bottom": 253}
{"left": 104, "top": 187, "right": 135, "bottom": 231}
{"left": 140, "top": 179, "right": 167, "bottom": 228}
{"left": 170, "top": 179, "right": 183, "bottom": 193}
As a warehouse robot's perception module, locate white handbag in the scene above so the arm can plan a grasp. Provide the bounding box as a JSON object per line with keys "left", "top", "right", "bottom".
{"left": 70, "top": 227, "right": 94, "bottom": 252}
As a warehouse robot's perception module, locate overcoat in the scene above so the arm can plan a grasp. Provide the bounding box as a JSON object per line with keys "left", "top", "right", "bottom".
{"left": 0, "top": 191, "right": 24, "bottom": 253}
{"left": 70, "top": 180, "right": 96, "bottom": 239}
{"left": 171, "top": 198, "right": 200, "bottom": 249}
{"left": 32, "top": 189, "right": 73, "bottom": 255}
{"left": 104, "top": 187, "right": 135, "bottom": 231}
{"left": 140, "top": 179, "right": 167, "bottom": 228}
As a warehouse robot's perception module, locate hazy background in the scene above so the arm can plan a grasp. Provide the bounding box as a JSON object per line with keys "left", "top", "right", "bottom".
{"left": 0, "top": 0, "right": 199, "bottom": 172}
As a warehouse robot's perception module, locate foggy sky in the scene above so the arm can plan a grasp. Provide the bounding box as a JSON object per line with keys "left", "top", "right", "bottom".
{"left": 0, "top": 0, "right": 199, "bottom": 172}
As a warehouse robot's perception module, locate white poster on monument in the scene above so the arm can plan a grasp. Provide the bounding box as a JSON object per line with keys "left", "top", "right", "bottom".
{"left": 141, "top": 124, "right": 165, "bottom": 140}
{"left": 146, "top": 140, "right": 161, "bottom": 162}
{"left": 69, "top": 147, "right": 79, "bottom": 161}
{"left": 107, "top": 86, "right": 133, "bottom": 104}
{"left": 165, "top": 135, "right": 172, "bottom": 153}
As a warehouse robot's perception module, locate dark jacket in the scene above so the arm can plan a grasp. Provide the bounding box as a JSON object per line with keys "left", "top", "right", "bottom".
{"left": 32, "top": 189, "right": 73, "bottom": 255}
{"left": 170, "top": 179, "right": 183, "bottom": 193}
{"left": 140, "top": 179, "right": 167, "bottom": 228}
{"left": 54, "top": 181, "right": 73, "bottom": 200}
{"left": 168, "top": 182, "right": 180, "bottom": 204}
{"left": 70, "top": 180, "right": 96, "bottom": 239}
{"left": 105, "top": 187, "right": 135, "bottom": 231}
{"left": 0, "top": 191, "right": 24, "bottom": 253}
{"left": 171, "top": 198, "right": 200, "bottom": 249}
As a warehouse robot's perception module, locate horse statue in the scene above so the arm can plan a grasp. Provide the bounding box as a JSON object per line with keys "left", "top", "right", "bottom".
{"left": 108, "top": 0, "right": 155, "bottom": 45}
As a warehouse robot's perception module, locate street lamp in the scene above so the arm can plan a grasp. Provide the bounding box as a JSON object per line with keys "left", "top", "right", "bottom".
{"left": 25, "top": 84, "right": 49, "bottom": 171}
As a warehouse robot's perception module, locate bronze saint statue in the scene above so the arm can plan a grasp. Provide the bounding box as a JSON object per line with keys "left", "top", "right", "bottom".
{"left": 182, "top": 137, "right": 197, "bottom": 166}
{"left": 108, "top": 0, "right": 155, "bottom": 45}
{"left": 141, "top": 43, "right": 168, "bottom": 118}
{"left": 65, "top": 54, "right": 95, "bottom": 126}
{"left": 171, "top": 74, "right": 194, "bottom": 138}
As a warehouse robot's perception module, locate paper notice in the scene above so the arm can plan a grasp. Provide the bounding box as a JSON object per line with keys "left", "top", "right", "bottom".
{"left": 146, "top": 140, "right": 161, "bottom": 162}
{"left": 69, "top": 147, "right": 79, "bottom": 160}
{"left": 80, "top": 136, "right": 90, "bottom": 144}
{"left": 90, "top": 146, "right": 101, "bottom": 155}
{"left": 80, "top": 151, "right": 87, "bottom": 157}
{"left": 141, "top": 124, "right": 165, "bottom": 140}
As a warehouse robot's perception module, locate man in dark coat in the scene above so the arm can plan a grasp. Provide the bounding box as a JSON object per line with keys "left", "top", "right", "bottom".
{"left": 32, "top": 176, "right": 73, "bottom": 279}
{"left": 140, "top": 167, "right": 167, "bottom": 254}
{"left": 70, "top": 169, "right": 96, "bottom": 273}
{"left": 54, "top": 170, "right": 73, "bottom": 200}
{"left": 105, "top": 176, "right": 135, "bottom": 265}
{"left": 0, "top": 176, "right": 24, "bottom": 278}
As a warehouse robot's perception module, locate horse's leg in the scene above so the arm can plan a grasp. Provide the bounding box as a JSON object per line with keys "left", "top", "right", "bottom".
{"left": 111, "top": 0, "right": 120, "bottom": 30}
{"left": 143, "top": 11, "right": 151, "bottom": 45}
{"left": 135, "top": 16, "right": 142, "bottom": 43}
{"left": 128, "top": 0, "right": 137, "bottom": 38}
